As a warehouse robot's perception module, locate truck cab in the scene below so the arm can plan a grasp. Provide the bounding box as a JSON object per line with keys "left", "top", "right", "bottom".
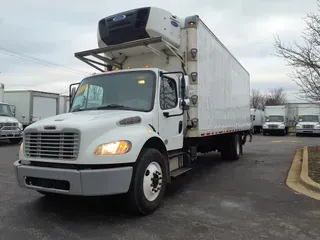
{"left": 295, "top": 104, "right": 320, "bottom": 136}
{"left": 296, "top": 114, "right": 320, "bottom": 136}
{"left": 263, "top": 105, "right": 289, "bottom": 136}
{"left": 0, "top": 102, "right": 23, "bottom": 144}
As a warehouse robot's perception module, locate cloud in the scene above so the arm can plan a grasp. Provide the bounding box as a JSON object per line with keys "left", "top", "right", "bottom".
{"left": 0, "top": 0, "right": 318, "bottom": 103}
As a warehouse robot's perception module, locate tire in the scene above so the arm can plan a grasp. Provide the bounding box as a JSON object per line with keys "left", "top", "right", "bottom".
{"left": 296, "top": 133, "right": 300, "bottom": 137}
{"left": 9, "top": 138, "right": 22, "bottom": 144}
{"left": 220, "top": 134, "right": 241, "bottom": 161}
{"left": 263, "top": 131, "right": 266, "bottom": 136}
{"left": 283, "top": 129, "right": 287, "bottom": 136}
{"left": 128, "top": 148, "right": 167, "bottom": 215}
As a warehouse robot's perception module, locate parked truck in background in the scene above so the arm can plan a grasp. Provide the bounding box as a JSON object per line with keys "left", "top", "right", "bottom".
{"left": 59, "top": 94, "right": 70, "bottom": 114}
{"left": 14, "top": 7, "right": 252, "bottom": 215}
{"left": 0, "top": 83, "right": 23, "bottom": 144}
{"left": 250, "top": 108, "right": 264, "bottom": 134}
{"left": 4, "top": 90, "right": 60, "bottom": 128}
{"left": 296, "top": 104, "right": 320, "bottom": 136}
{"left": 263, "top": 105, "right": 289, "bottom": 136}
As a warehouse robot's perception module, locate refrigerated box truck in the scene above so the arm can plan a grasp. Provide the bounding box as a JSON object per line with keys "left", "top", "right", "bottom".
{"left": 250, "top": 108, "right": 264, "bottom": 134}
{"left": 296, "top": 104, "right": 320, "bottom": 136}
{"left": 4, "top": 90, "right": 59, "bottom": 127}
{"left": 263, "top": 105, "right": 289, "bottom": 136}
{"left": 14, "top": 7, "right": 252, "bottom": 215}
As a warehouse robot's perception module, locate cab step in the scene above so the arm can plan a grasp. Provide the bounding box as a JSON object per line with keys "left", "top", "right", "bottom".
{"left": 170, "top": 167, "right": 192, "bottom": 178}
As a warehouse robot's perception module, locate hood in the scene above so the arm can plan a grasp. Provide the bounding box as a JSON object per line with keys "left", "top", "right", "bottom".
{"left": 0, "top": 116, "right": 20, "bottom": 124}
{"left": 26, "top": 110, "right": 151, "bottom": 131}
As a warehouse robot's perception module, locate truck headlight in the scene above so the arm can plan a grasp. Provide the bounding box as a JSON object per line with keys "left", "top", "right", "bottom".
{"left": 315, "top": 124, "right": 320, "bottom": 129}
{"left": 263, "top": 124, "right": 268, "bottom": 128}
{"left": 94, "top": 140, "right": 132, "bottom": 156}
{"left": 296, "top": 125, "right": 301, "bottom": 129}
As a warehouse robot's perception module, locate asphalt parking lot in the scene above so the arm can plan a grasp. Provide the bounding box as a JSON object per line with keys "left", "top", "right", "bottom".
{"left": 1, "top": 135, "right": 320, "bottom": 240}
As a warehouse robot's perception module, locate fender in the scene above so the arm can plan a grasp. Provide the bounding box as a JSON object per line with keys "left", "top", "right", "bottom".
{"left": 83, "top": 124, "right": 168, "bottom": 165}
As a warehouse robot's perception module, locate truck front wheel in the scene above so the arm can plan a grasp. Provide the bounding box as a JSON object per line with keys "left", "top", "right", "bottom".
{"left": 220, "top": 134, "right": 241, "bottom": 161}
{"left": 128, "top": 148, "right": 167, "bottom": 215}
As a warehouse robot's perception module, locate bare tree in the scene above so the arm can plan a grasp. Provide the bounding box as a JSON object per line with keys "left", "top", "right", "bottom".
{"left": 274, "top": 0, "right": 320, "bottom": 101}
{"left": 250, "top": 89, "right": 266, "bottom": 110}
{"left": 265, "top": 87, "right": 287, "bottom": 106}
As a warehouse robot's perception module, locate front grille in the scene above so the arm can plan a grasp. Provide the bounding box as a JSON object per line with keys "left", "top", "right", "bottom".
{"left": 269, "top": 124, "right": 278, "bottom": 129}
{"left": 303, "top": 125, "right": 314, "bottom": 129}
{"left": 24, "top": 132, "right": 80, "bottom": 160}
{"left": 0, "top": 122, "right": 18, "bottom": 130}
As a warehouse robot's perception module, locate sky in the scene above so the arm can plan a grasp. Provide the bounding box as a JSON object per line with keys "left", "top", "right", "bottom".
{"left": 0, "top": 0, "right": 318, "bottom": 102}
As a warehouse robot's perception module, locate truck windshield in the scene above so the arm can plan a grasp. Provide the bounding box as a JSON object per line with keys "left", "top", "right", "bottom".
{"left": 299, "top": 115, "right": 319, "bottom": 122}
{"left": 70, "top": 71, "right": 156, "bottom": 112}
{"left": 266, "top": 116, "right": 284, "bottom": 122}
{"left": 0, "top": 103, "right": 14, "bottom": 117}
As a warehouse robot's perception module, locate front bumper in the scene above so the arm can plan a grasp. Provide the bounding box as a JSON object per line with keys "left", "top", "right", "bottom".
{"left": 0, "top": 129, "right": 22, "bottom": 139}
{"left": 263, "top": 128, "right": 285, "bottom": 132}
{"left": 14, "top": 160, "right": 133, "bottom": 196}
{"left": 296, "top": 129, "right": 320, "bottom": 134}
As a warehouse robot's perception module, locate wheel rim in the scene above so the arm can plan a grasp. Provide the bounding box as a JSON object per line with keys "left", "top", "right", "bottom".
{"left": 143, "top": 162, "right": 163, "bottom": 201}
{"left": 236, "top": 137, "right": 240, "bottom": 155}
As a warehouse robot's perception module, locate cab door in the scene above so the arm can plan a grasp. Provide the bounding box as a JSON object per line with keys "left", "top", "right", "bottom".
{"left": 158, "top": 76, "right": 184, "bottom": 151}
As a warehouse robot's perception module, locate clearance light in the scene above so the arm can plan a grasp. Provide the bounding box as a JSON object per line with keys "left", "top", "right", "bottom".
{"left": 145, "top": 65, "right": 150, "bottom": 68}
{"left": 94, "top": 141, "right": 132, "bottom": 156}
{"left": 128, "top": 66, "right": 132, "bottom": 69}
{"left": 188, "top": 21, "right": 196, "bottom": 25}
{"left": 92, "top": 72, "right": 96, "bottom": 75}
{"left": 138, "top": 80, "right": 145, "bottom": 84}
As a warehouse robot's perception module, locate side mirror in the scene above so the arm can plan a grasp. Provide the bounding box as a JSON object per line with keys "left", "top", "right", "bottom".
{"left": 9, "top": 105, "right": 16, "bottom": 117}
{"left": 71, "top": 87, "right": 77, "bottom": 100}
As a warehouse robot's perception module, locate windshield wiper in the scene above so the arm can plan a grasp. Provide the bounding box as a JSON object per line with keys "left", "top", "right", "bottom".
{"left": 96, "top": 104, "right": 136, "bottom": 111}
{"left": 71, "top": 107, "right": 85, "bottom": 112}
{"left": 0, "top": 114, "right": 10, "bottom": 117}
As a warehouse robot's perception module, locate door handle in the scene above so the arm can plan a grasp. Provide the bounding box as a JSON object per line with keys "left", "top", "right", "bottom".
{"left": 178, "top": 121, "right": 183, "bottom": 133}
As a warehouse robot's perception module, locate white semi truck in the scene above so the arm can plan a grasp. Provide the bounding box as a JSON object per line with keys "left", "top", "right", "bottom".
{"left": 296, "top": 104, "right": 320, "bottom": 136}
{"left": 263, "top": 105, "right": 289, "bottom": 136}
{"left": 250, "top": 108, "right": 264, "bottom": 134}
{"left": 0, "top": 83, "right": 23, "bottom": 144}
{"left": 14, "top": 7, "right": 252, "bottom": 215}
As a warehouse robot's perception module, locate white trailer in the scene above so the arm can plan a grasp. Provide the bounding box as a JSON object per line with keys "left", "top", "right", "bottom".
{"left": 263, "top": 105, "right": 289, "bottom": 136}
{"left": 4, "top": 90, "right": 59, "bottom": 127}
{"left": 295, "top": 104, "right": 320, "bottom": 136}
{"left": 250, "top": 108, "right": 264, "bottom": 134}
{"left": 14, "top": 7, "right": 252, "bottom": 215}
{"left": 59, "top": 95, "right": 70, "bottom": 114}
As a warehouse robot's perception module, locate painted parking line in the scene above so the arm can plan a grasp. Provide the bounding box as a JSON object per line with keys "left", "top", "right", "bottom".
{"left": 272, "top": 140, "right": 302, "bottom": 143}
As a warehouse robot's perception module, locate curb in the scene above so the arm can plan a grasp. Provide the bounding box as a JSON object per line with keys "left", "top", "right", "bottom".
{"left": 299, "top": 147, "right": 320, "bottom": 194}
